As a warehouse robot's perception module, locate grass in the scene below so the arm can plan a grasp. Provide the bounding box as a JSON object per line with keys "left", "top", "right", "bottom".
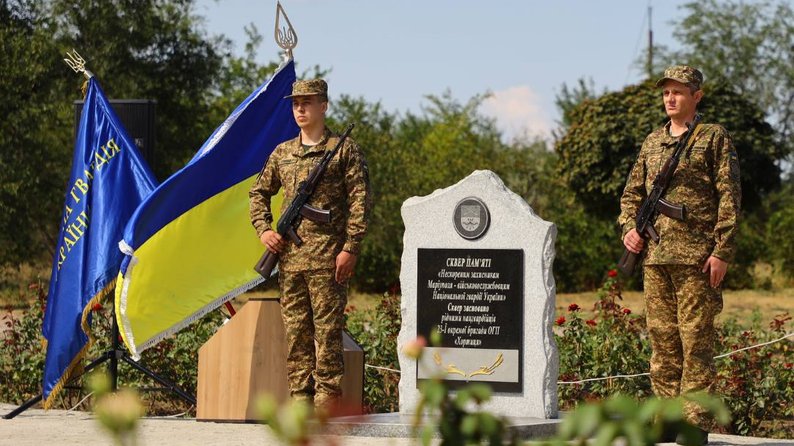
{"left": 3, "top": 261, "right": 792, "bottom": 325}
{"left": 556, "top": 287, "right": 794, "bottom": 324}
{"left": 344, "top": 286, "right": 794, "bottom": 327}
{"left": 343, "top": 287, "right": 793, "bottom": 328}
{"left": 0, "top": 263, "right": 51, "bottom": 309}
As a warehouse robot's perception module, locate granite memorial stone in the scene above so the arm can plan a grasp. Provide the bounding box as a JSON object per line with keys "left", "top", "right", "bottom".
{"left": 397, "top": 170, "right": 558, "bottom": 419}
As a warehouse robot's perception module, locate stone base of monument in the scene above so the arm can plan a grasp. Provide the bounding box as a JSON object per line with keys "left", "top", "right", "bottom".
{"left": 321, "top": 413, "right": 562, "bottom": 439}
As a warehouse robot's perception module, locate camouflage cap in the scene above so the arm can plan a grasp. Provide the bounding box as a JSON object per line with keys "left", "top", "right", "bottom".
{"left": 284, "top": 79, "right": 328, "bottom": 99}
{"left": 655, "top": 65, "right": 704, "bottom": 90}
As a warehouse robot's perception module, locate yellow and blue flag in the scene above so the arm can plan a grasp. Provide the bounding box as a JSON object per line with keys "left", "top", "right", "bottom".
{"left": 115, "top": 60, "right": 297, "bottom": 359}
{"left": 42, "top": 78, "right": 157, "bottom": 407}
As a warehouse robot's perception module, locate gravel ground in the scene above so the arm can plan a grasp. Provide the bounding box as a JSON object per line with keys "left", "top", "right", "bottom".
{"left": 2, "top": 403, "right": 793, "bottom": 445}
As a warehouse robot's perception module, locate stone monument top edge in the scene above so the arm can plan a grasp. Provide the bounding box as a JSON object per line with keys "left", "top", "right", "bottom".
{"left": 401, "top": 170, "right": 552, "bottom": 227}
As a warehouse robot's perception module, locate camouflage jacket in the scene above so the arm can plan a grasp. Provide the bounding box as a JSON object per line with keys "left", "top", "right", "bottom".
{"left": 249, "top": 127, "right": 372, "bottom": 272}
{"left": 618, "top": 121, "right": 741, "bottom": 265}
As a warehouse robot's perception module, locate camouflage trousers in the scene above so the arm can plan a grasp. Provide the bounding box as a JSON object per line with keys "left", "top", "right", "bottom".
{"left": 278, "top": 268, "right": 347, "bottom": 407}
{"left": 644, "top": 265, "right": 723, "bottom": 430}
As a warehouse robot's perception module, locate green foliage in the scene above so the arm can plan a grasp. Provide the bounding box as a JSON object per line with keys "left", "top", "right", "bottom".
{"left": 554, "top": 77, "right": 600, "bottom": 131}
{"left": 670, "top": 0, "right": 794, "bottom": 155}
{"left": 715, "top": 312, "right": 794, "bottom": 437}
{"left": 256, "top": 394, "right": 316, "bottom": 445}
{"left": 541, "top": 393, "right": 729, "bottom": 446}
{"left": 554, "top": 81, "right": 660, "bottom": 220}
{"left": 0, "top": 281, "right": 223, "bottom": 414}
{"left": 552, "top": 209, "right": 624, "bottom": 292}
{"left": 129, "top": 310, "right": 224, "bottom": 412}
{"left": 329, "top": 93, "right": 549, "bottom": 291}
{"left": 345, "top": 291, "right": 401, "bottom": 413}
{"left": 699, "top": 82, "right": 784, "bottom": 208}
{"left": 556, "top": 273, "right": 653, "bottom": 405}
{"left": 766, "top": 192, "right": 794, "bottom": 277}
{"left": 0, "top": 1, "right": 72, "bottom": 264}
{"left": 89, "top": 372, "right": 144, "bottom": 446}
{"left": 0, "top": 0, "right": 281, "bottom": 265}
{"left": 0, "top": 281, "right": 48, "bottom": 400}
{"left": 723, "top": 216, "right": 768, "bottom": 290}
{"left": 48, "top": 0, "right": 228, "bottom": 178}
{"left": 414, "top": 379, "right": 518, "bottom": 446}
{"left": 557, "top": 274, "right": 794, "bottom": 438}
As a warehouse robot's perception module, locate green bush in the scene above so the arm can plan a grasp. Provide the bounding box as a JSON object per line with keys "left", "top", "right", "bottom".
{"left": 0, "top": 281, "right": 223, "bottom": 414}
{"left": 715, "top": 312, "right": 794, "bottom": 437}
{"left": 767, "top": 205, "right": 794, "bottom": 277}
{"left": 0, "top": 281, "right": 47, "bottom": 402}
{"left": 552, "top": 212, "right": 625, "bottom": 292}
{"left": 556, "top": 272, "right": 653, "bottom": 405}
{"left": 557, "top": 273, "right": 794, "bottom": 438}
{"left": 345, "top": 291, "right": 402, "bottom": 413}
{"left": 724, "top": 216, "right": 769, "bottom": 289}
{"left": 542, "top": 393, "right": 729, "bottom": 446}
{"left": 4, "top": 277, "right": 791, "bottom": 438}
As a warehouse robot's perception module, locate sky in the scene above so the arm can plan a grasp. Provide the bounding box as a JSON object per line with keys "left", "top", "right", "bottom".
{"left": 195, "top": 1, "right": 692, "bottom": 140}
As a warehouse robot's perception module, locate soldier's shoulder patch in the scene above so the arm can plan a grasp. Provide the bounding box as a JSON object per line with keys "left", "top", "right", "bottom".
{"left": 729, "top": 151, "right": 740, "bottom": 181}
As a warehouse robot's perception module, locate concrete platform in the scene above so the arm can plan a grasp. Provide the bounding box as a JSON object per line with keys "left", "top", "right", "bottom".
{"left": 3, "top": 403, "right": 793, "bottom": 445}
{"left": 324, "top": 412, "right": 561, "bottom": 439}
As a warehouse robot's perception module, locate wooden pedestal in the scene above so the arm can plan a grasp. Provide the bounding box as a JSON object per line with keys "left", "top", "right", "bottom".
{"left": 196, "top": 298, "right": 363, "bottom": 422}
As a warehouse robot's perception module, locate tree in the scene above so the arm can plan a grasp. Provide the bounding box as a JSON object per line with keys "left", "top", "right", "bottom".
{"left": 0, "top": 0, "right": 282, "bottom": 265}
{"left": 48, "top": 0, "right": 230, "bottom": 178}
{"left": 669, "top": 0, "right": 794, "bottom": 157}
{"left": 553, "top": 77, "right": 599, "bottom": 131}
{"left": 0, "top": 1, "right": 71, "bottom": 263}
{"left": 764, "top": 179, "right": 794, "bottom": 278}
{"left": 328, "top": 93, "right": 556, "bottom": 291}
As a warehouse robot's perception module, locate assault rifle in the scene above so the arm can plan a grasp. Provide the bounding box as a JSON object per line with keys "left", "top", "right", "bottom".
{"left": 618, "top": 116, "right": 701, "bottom": 275}
{"left": 254, "top": 123, "right": 355, "bottom": 279}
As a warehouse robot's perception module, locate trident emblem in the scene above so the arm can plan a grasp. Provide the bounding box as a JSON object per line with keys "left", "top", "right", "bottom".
{"left": 63, "top": 49, "right": 93, "bottom": 79}
{"left": 274, "top": 2, "right": 298, "bottom": 59}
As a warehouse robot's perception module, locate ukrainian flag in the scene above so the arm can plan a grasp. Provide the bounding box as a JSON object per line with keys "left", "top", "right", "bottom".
{"left": 115, "top": 60, "right": 297, "bottom": 358}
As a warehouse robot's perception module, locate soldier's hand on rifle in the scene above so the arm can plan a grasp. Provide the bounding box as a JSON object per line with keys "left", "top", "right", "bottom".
{"left": 623, "top": 228, "right": 645, "bottom": 254}
{"left": 335, "top": 251, "right": 357, "bottom": 284}
{"left": 702, "top": 256, "right": 728, "bottom": 288}
{"left": 260, "top": 229, "right": 286, "bottom": 253}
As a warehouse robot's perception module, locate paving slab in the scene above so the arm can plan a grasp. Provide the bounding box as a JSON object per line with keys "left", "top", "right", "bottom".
{"left": 325, "top": 412, "right": 561, "bottom": 438}
{"left": 2, "top": 403, "right": 793, "bottom": 445}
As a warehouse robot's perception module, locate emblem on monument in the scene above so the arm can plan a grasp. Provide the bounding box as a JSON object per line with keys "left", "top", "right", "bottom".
{"left": 453, "top": 197, "right": 490, "bottom": 240}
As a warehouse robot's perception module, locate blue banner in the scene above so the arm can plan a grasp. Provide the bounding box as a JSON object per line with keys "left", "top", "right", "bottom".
{"left": 41, "top": 78, "right": 157, "bottom": 407}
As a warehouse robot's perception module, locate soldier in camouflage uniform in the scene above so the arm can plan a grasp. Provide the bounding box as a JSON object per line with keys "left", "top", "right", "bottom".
{"left": 618, "top": 66, "right": 741, "bottom": 445}
{"left": 249, "top": 79, "right": 372, "bottom": 411}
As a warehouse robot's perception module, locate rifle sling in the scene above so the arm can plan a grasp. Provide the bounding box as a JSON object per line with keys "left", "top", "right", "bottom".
{"left": 665, "top": 122, "right": 704, "bottom": 185}
{"left": 682, "top": 123, "right": 704, "bottom": 160}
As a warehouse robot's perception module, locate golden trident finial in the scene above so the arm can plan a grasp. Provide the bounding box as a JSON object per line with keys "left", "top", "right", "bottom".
{"left": 274, "top": 2, "right": 297, "bottom": 60}
{"left": 63, "top": 49, "right": 94, "bottom": 80}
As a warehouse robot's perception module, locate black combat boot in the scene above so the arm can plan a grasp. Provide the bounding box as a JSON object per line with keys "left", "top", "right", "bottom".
{"left": 657, "top": 421, "right": 677, "bottom": 443}
{"left": 675, "top": 427, "right": 708, "bottom": 446}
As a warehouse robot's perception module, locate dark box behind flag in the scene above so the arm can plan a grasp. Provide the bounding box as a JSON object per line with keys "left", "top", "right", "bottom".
{"left": 74, "top": 99, "right": 156, "bottom": 167}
